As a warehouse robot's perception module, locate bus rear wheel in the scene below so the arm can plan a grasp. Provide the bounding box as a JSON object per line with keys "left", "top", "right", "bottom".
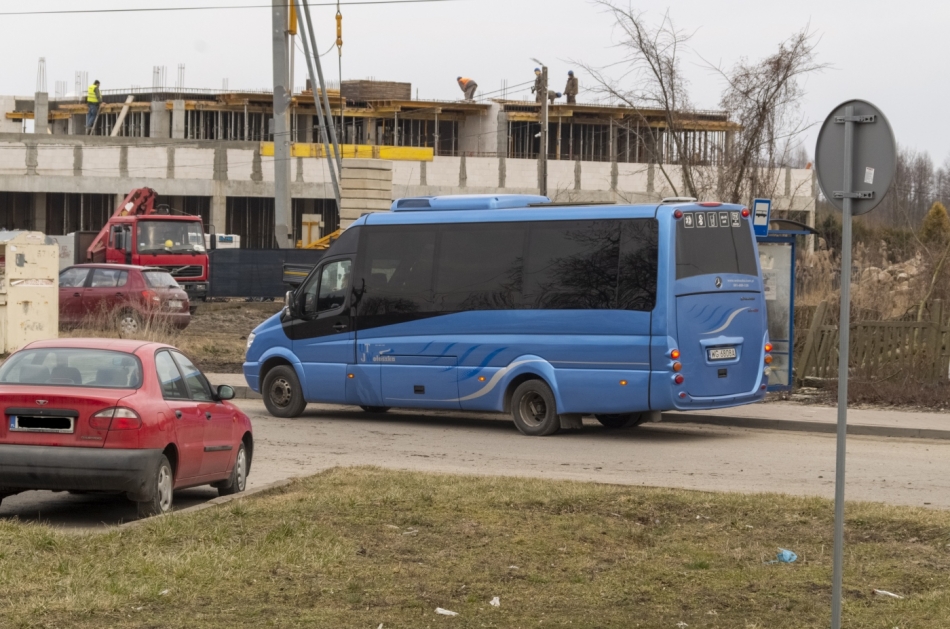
{"left": 511, "top": 380, "right": 560, "bottom": 436}
{"left": 594, "top": 413, "right": 644, "bottom": 429}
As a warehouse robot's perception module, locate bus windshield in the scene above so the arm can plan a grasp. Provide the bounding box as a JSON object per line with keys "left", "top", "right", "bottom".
{"left": 675, "top": 209, "right": 757, "bottom": 279}
{"left": 137, "top": 220, "right": 205, "bottom": 254}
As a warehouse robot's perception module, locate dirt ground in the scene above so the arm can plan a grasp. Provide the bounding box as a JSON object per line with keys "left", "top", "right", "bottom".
{"left": 180, "top": 302, "right": 281, "bottom": 373}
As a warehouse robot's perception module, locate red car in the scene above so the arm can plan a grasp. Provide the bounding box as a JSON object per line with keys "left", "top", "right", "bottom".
{"left": 0, "top": 339, "right": 252, "bottom": 518}
{"left": 59, "top": 264, "right": 191, "bottom": 335}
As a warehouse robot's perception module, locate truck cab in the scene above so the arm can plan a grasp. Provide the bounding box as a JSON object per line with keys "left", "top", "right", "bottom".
{"left": 89, "top": 189, "right": 210, "bottom": 304}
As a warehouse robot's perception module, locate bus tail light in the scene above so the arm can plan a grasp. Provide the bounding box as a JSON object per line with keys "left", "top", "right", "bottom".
{"left": 673, "top": 210, "right": 683, "bottom": 219}
{"left": 741, "top": 208, "right": 750, "bottom": 218}
{"left": 670, "top": 349, "right": 680, "bottom": 359}
{"left": 765, "top": 343, "right": 773, "bottom": 353}
{"left": 764, "top": 355, "right": 773, "bottom": 365}
{"left": 672, "top": 362, "right": 682, "bottom": 372}
{"left": 674, "top": 374, "right": 684, "bottom": 385}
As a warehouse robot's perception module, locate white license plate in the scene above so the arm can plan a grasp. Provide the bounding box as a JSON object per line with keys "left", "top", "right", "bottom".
{"left": 168, "top": 300, "right": 183, "bottom": 309}
{"left": 707, "top": 347, "right": 737, "bottom": 361}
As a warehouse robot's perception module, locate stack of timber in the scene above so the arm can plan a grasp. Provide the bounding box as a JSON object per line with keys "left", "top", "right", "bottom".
{"left": 341, "top": 80, "right": 411, "bottom": 101}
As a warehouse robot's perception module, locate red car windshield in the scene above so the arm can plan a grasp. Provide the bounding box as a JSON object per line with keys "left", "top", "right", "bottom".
{"left": 0, "top": 349, "right": 143, "bottom": 388}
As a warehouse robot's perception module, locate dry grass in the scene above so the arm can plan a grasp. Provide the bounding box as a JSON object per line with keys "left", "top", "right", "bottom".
{"left": 2, "top": 468, "right": 950, "bottom": 628}
{"left": 61, "top": 302, "right": 280, "bottom": 374}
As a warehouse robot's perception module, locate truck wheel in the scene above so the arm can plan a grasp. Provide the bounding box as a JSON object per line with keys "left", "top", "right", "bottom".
{"left": 262, "top": 365, "right": 307, "bottom": 418}
{"left": 136, "top": 455, "right": 173, "bottom": 519}
{"left": 116, "top": 310, "right": 141, "bottom": 337}
{"left": 217, "top": 443, "right": 248, "bottom": 497}
{"left": 360, "top": 406, "right": 390, "bottom": 413}
{"left": 511, "top": 379, "right": 561, "bottom": 436}
{"left": 594, "top": 413, "right": 644, "bottom": 429}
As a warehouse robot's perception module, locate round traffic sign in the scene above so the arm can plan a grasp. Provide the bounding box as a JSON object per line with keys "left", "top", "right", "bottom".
{"left": 815, "top": 99, "right": 896, "bottom": 215}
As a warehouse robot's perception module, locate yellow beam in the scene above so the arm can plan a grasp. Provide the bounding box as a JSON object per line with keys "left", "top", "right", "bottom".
{"left": 260, "top": 142, "right": 434, "bottom": 162}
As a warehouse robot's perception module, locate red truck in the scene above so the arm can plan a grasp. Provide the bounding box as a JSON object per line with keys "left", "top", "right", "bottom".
{"left": 87, "top": 188, "right": 211, "bottom": 306}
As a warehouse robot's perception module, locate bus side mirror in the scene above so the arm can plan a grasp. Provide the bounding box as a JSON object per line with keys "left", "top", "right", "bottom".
{"left": 284, "top": 290, "right": 296, "bottom": 317}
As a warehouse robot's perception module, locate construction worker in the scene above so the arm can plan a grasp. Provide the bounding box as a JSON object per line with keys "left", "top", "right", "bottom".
{"left": 457, "top": 76, "right": 477, "bottom": 101}
{"left": 547, "top": 90, "right": 562, "bottom": 105}
{"left": 86, "top": 80, "right": 102, "bottom": 130}
{"left": 564, "top": 70, "right": 578, "bottom": 104}
{"left": 531, "top": 68, "right": 543, "bottom": 103}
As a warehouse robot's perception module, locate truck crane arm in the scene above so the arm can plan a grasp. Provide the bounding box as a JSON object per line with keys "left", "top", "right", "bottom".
{"left": 86, "top": 187, "right": 159, "bottom": 262}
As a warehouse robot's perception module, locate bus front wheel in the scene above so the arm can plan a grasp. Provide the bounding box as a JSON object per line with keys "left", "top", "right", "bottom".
{"left": 262, "top": 365, "right": 307, "bottom": 418}
{"left": 511, "top": 380, "right": 561, "bottom": 437}
{"left": 594, "top": 413, "right": 644, "bottom": 429}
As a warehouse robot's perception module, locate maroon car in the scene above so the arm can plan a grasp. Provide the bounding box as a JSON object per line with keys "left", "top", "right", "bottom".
{"left": 59, "top": 264, "right": 191, "bottom": 335}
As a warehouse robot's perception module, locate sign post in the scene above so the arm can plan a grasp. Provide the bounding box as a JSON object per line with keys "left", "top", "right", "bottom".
{"left": 815, "top": 100, "right": 895, "bottom": 629}
{"left": 752, "top": 198, "right": 772, "bottom": 237}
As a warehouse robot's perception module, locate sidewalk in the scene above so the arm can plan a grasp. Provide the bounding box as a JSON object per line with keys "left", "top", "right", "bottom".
{"left": 205, "top": 373, "right": 950, "bottom": 440}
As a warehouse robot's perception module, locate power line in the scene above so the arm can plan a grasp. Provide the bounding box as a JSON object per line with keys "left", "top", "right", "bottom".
{"left": 0, "top": 0, "right": 462, "bottom": 17}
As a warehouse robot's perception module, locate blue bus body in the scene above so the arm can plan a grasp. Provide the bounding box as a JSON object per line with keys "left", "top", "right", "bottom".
{"left": 244, "top": 195, "right": 770, "bottom": 432}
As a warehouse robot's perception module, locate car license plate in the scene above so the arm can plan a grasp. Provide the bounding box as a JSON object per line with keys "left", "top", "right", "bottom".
{"left": 168, "top": 300, "right": 183, "bottom": 309}
{"left": 708, "top": 347, "right": 737, "bottom": 361}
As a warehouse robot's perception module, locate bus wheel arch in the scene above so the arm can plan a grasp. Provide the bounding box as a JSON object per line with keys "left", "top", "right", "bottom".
{"left": 503, "top": 373, "right": 550, "bottom": 414}
{"left": 509, "top": 378, "right": 561, "bottom": 437}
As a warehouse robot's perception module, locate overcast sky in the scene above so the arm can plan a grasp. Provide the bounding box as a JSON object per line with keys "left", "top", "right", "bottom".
{"left": 0, "top": 0, "right": 943, "bottom": 164}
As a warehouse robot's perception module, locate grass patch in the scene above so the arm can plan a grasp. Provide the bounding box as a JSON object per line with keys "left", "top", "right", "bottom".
{"left": 2, "top": 468, "right": 950, "bottom": 627}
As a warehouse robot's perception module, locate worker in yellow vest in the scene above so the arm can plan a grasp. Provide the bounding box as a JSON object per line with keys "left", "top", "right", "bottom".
{"left": 86, "top": 80, "right": 102, "bottom": 131}
{"left": 457, "top": 76, "right": 477, "bottom": 101}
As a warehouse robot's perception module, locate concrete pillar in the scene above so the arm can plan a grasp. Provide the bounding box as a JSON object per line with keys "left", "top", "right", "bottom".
{"left": 33, "top": 92, "right": 49, "bottom": 134}
{"left": 339, "top": 159, "right": 393, "bottom": 229}
{"left": 301, "top": 114, "right": 314, "bottom": 142}
{"left": 33, "top": 192, "right": 47, "bottom": 233}
{"left": 172, "top": 100, "right": 186, "bottom": 139}
{"left": 68, "top": 114, "right": 85, "bottom": 135}
{"left": 363, "top": 118, "right": 377, "bottom": 145}
{"left": 211, "top": 185, "right": 227, "bottom": 235}
{"left": 172, "top": 196, "right": 185, "bottom": 213}
{"left": 150, "top": 101, "right": 170, "bottom": 138}
{"left": 0, "top": 96, "right": 21, "bottom": 133}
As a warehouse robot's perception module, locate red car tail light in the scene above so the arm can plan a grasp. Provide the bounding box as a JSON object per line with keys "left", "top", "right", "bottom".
{"left": 141, "top": 290, "right": 160, "bottom": 304}
{"left": 91, "top": 407, "right": 142, "bottom": 430}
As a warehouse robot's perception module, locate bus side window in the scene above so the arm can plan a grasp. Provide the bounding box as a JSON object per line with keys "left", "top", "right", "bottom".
{"left": 304, "top": 259, "right": 351, "bottom": 315}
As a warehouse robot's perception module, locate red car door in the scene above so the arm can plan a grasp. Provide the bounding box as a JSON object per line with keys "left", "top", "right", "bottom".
{"left": 171, "top": 351, "right": 234, "bottom": 477}
{"left": 82, "top": 268, "right": 130, "bottom": 323}
{"left": 58, "top": 267, "right": 91, "bottom": 325}
{"left": 154, "top": 350, "right": 205, "bottom": 481}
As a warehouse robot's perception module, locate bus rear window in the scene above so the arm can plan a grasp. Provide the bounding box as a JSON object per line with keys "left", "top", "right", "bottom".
{"left": 676, "top": 210, "right": 757, "bottom": 279}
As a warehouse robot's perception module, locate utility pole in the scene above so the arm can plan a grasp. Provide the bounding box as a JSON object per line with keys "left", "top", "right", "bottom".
{"left": 532, "top": 59, "right": 549, "bottom": 197}
{"left": 272, "top": 0, "right": 293, "bottom": 248}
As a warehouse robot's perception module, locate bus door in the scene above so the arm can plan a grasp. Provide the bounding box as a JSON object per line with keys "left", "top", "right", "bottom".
{"left": 288, "top": 257, "right": 355, "bottom": 403}
{"left": 673, "top": 209, "right": 767, "bottom": 398}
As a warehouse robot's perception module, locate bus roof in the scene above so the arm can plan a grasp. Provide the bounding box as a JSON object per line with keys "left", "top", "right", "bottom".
{"left": 390, "top": 194, "right": 551, "bottom": 211}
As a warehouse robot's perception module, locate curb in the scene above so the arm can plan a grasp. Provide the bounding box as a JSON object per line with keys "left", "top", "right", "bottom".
{"left": 116, "top": 478, "right": 295, "bottom": 530}
{"left": 661, "top": 412, "right": 950, "bottom": 440}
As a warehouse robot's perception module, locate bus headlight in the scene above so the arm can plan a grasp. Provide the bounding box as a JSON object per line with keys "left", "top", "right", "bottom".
{"left": 246, "top": 332, "right": 256, "bottom": 351}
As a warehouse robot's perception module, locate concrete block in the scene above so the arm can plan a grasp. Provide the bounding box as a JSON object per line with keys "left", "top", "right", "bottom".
{"left": 342, "top": 158, "right": 392, "bottom": 171}
{"left": 340, "top": 168, "right": 393, "bottom": 182}
{"left": 339, "top": 188, "right": 392, "bottom": 200}
{"left": 150, "top": 102, "right": 170, "bottom": 138}
{"left": 340, "top": 178, "right": 392, "bottom": 192}
{"left": 172, "top": 100, "right": 185, "bottom": 139}
{"left": 33, "top": 92, "right": 49, "bottom": 134}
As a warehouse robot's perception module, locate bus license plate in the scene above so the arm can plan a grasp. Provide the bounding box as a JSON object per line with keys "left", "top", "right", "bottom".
{"left": 708, "top": 347, "right": 737, "bottom": 361}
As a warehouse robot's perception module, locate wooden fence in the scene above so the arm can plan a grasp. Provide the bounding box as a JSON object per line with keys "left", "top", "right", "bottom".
{"left": 797, "top": 300, "right": 950, "bottom": 384}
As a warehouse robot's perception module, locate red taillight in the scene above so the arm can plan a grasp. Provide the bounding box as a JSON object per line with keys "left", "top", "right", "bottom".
{"left": 741, "top": 208, "right": 750, "bottom": 218}
{"left": 697, "top": 202, "right": 722, "bottom": 207}
{"left": 674, "top": 374, "right": 685, "bottom": 385}
{"left": 670, "top": 349, "right": 680, "bottom": 359}
{"left": 91, "top": 407, "right": 142, "bottom": 430}
{"left": 141, "top": 289, "right": 160, "bottom": 304}
{"left": 673, "top": 209, "right": 683, "bottom": 219}
{"left": 765, "top": 343, "right": 773, "bottom": 353}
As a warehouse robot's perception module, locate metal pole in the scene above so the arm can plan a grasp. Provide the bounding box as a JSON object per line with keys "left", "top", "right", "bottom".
{"left": 540, "top": 65, "right": 548, "bottom": 196}
{"left": 272, "top": 0, "right": 293, "bottom": 248}
{"left": 831, "top": 104, "right": 854, "bottom": 629}
{"left": 294, "top": 0, "right": 341, "bottom": 209}
{"left": 300, "top": 0, "right": 343, "bottom": 174}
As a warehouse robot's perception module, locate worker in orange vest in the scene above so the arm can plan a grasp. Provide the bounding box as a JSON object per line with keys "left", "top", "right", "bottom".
{"left": 457, "top": 76, "right": 477, "bottom": 101}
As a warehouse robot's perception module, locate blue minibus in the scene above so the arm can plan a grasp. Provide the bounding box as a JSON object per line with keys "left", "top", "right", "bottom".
{"left": 244, "top": 194, "right": 770, "bottom": 436}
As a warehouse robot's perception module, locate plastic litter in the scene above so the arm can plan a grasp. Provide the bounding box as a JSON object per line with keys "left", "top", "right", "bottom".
{"left": 159, "top": 589, "right": 170, "bottom": 596}
{"left": 436, "top": 607, "right": 459, "bottom": 616}
{"left": 765, "top": 549, "right": 798, "bottom": 564}
{"left": 873, "top": 589, "right": 905, "bottom": 599}
{"left": 676, "top": 623, "right": 689, "bottom": 628}
{"left": 490, "top": 597, "right": 501, "bottom": 607}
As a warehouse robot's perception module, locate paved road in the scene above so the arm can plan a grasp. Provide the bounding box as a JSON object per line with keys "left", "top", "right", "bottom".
{"left": 3, "top": 400, "right": 950, "bottom": 527}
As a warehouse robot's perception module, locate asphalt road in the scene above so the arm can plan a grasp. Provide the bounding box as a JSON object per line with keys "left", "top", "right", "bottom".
{"left": 3, "top": 399, "right": 949, "bottom": 528}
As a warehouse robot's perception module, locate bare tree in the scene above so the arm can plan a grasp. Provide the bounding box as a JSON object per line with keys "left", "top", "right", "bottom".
{"left": 709, "top": 27, "right": 826, "bottom": 204}
{"left": 577, "top": 1, "right": 700, "bottom": 198}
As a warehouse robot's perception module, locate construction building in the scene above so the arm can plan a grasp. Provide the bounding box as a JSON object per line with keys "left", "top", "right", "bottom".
{"left": 0, "top": 80, "right": 816, "bottom": 247}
